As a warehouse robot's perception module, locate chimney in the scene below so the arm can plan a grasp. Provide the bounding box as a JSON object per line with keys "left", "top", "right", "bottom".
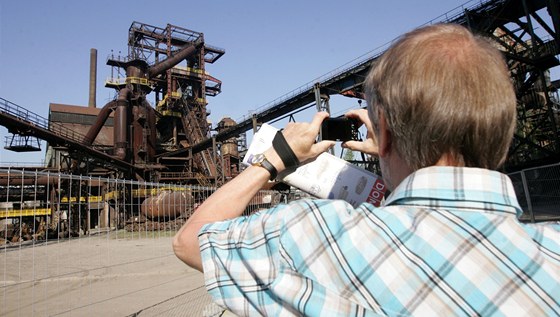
{"left": 88, "top": 48, "right": 97, "bottom": 108}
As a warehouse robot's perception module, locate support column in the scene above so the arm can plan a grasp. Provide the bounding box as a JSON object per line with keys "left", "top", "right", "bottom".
{"left": 314, "top": 82, "right": 333, "bottom": 154}
{"left": 252, "top": 114, "right": 259, "bottom": 134}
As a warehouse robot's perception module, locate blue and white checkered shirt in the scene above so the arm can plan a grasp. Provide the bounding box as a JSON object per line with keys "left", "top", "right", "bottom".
{"left": 199, "top": 166, "right": 560, "bottom": 316}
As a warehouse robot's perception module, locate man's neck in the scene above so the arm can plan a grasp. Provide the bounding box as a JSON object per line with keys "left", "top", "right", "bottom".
{"left": 434, "top": 152, "right": 465, "bottom": 167}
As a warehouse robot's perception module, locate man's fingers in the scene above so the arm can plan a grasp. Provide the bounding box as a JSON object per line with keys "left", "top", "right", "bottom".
{"left": 345, "top": 109, "right": 363, "bottom": 118}
{"left": 343, "top": 140, "right": 379, "bottom": 156}
{"left": 313, "top": 140, "right": 336, "bottom": 155}
{"left": 345, "top": 109, "right": 367, "bottom": 121}
{"left": 342, "top": 140, "right": 365, "bottom": 152}
{"left": 310, "top": 111, "right": 330, "bottom": 131}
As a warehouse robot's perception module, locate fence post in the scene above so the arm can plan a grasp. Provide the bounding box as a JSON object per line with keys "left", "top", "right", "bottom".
{"left": 520, "top": 170, "right": 535, "bottom": 223}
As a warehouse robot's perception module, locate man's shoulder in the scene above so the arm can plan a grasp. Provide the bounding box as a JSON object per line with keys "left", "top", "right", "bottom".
{"left": 283, "top": 198, "right": 373, "bottom": 222}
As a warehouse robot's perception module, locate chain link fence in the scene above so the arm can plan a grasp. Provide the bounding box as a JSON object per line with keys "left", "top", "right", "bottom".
{"left": 508, "top": 162, "right": 560, "bottom": 223}
{"left": 1, "top": 164, "right": 557, "bottom": 316}
{"left": 0, "top": 168, "right": 279, "bottom": 316}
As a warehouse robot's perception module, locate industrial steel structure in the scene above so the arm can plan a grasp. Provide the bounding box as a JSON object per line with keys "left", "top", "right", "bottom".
{"left": 200, "top": 0, "right": 560, "bottom": 173}
{"left": 3, "top": 0, "right": 559, "bottom": 178}
{"left": 82, "top": 22, "right": 233, "bottom": 185}
{"left": 1, "top": 0, "right": 559, "bottom": 239}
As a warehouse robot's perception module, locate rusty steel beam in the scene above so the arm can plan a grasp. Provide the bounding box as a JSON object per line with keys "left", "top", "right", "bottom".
{"left": 83, "top": 100, "right": 116, "bottom": 145}
{"left": 147, "top": 42, "right": 201, "bottom": 78}
{"left": 0, "top": 175, "right": 58, "bottom": 186}
{"left": 162, "top": 0, "right": 558, "bottom": 171}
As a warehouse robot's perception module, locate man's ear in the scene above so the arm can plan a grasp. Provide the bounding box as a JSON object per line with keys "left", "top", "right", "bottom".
{"left": 377, "top": 110, "right": 392, "bottom": 157}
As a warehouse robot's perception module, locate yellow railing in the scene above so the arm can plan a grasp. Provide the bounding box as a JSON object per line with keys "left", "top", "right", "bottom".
{"left": 173, "top": 66, "right": 207, "bottom": 75}
{"left": 60, "top": 196, "right": 103, "bottom": 203}
{"left": 159, "top": 110, "right": 182, "bottom": 117}
{"left": 156, "top": 92, "right": 183, "bottom": 112}
{"left": 0, "top": 208, "right": 51, "bottom": 218}
{"left": 58, "top": 187, "right": 193, "bottom": 204}
{"left": 169, "top": 91, "right": 182, "bottom": 99}
{"left": 104, "top": 77, "right": 151, "bottom": 86}
{"left": 126, "top": 77, "right": 149, "bottom": 86}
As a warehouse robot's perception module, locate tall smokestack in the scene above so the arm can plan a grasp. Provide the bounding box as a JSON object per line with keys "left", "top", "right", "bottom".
{"left": 89, "top": 48, "right": 97, "bottom": 108}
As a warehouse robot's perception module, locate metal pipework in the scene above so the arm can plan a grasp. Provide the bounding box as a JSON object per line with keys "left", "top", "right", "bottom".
{"left": 83, "top": 100, "right": 116, "bottom": 145}
{"left": 147, "top": 42, "right": 201, "bottom": 78}
{"left": 140, "top": 191, "right": 192, "bottom": 219}
{"left": 0, "top": 176, "right": 58, "bottom": 186}
{"left": 114, "top": 88, "right": 131, "bottom": 160}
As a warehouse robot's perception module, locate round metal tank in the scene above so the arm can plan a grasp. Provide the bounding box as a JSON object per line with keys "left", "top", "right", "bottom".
{"left": 141, "top": 191, "right": 192, "bottom": 220}
{"left": 218, "top": 117, "right": 238, "bottom": 156}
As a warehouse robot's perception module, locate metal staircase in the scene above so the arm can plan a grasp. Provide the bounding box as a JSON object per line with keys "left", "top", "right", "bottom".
{"left": 181, "top": 105, "right": 223, "bottom": 185}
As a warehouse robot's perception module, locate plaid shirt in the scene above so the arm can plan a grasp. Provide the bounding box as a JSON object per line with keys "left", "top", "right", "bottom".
{"left": 199, "top": 167, "right": 560, "bottom": 316}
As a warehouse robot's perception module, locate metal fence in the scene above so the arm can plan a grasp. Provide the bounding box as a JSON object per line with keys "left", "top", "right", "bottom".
{"left": 1, "top": 164, "right": 558, "bottom": 316}
{"left": 0, "top": 169, "right": 279, "bottom": 316}
{"left": 508, "top": 162, "right": 560, "bottom": 223}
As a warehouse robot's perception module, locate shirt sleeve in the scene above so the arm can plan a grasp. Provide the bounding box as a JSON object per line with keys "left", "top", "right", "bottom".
{"left": 198, "top": 202, "right": 291, "bottom": 316}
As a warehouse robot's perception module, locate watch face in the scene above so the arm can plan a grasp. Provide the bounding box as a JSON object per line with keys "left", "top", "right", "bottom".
{"left": 250, "top": 153, "right": 265, "bottom": 165}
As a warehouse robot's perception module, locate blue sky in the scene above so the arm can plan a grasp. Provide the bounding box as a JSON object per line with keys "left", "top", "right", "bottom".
{"left": 0, "top": 0, "right": 493, "bottom": 164}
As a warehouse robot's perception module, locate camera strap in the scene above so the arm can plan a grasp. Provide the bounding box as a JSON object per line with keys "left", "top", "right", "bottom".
{"left": 272, "top": 131, "right": 299, "bottom": 169}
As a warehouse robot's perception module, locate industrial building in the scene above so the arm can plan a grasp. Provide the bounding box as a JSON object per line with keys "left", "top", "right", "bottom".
{"left": 1, "top": 0, "right": 559, "bottom": 241}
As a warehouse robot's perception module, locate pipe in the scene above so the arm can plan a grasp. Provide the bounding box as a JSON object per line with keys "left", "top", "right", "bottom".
{"left": 147, "top": 42, "right": 201, "bottom": 78}
{"left": 140, "top": 191, "right": 192, "bottom": 219}
{"left": 114, "top": 88, "right": 131, "bottom": 160}
{"left": 83, "top": 100, "right": 116, "bottom": 145}
{"left": 89, "top": 48, "right": 97, "bottom": 108}
{"left": 0, "top": 176, "right": 59, "bottom": 186}
{"left": 143, "top": 100, "right": 157, "bottom": 160}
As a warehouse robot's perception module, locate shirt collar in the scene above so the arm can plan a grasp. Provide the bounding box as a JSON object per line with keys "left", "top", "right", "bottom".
{"left": 384, "top": 166, "right": 523, "bottom": 217}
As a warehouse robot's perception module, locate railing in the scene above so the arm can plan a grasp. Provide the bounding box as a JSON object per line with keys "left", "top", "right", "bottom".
{"left": 0, "top": 161, "right": 46, "bottom": 168}
{"left": 0, "top": 168, "right": 280, "bottom": 316}
{"left": 508, "top": 163, "right": 560, "bottom": 222}
{"left": 3, "top": 135, "right": 41, "bottom": 150}
{"left": 104, "top": 76, "right": 151, "bottom": 87}
{"left": 0, "top": 97, "right": 102, "bottom": 147}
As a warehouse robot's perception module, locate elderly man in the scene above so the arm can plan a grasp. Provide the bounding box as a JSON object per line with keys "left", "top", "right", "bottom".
{"left": 174, "top": 24, "right": 560, "bottom": 316}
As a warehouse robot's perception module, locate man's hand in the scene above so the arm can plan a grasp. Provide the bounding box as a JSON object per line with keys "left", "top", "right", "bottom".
{"left": 275, "top": 111, "right": 336, "bottom": 167}
{"left": 342, "top": 109, "right": 379, "bottom": 156}
{"left": 174, "top": 111, "right": 336, "bottom": 272}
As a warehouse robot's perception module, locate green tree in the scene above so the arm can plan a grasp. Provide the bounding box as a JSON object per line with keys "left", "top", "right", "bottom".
{"left": 343, "top": 149, "right": 355, "bottom": 161}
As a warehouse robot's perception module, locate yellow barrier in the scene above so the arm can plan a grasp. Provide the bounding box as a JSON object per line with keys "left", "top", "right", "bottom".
{"left": 58, "top": 187, "right": 192, "bottom": 204}
{"left": 125, "top": 77, "right": 149, "bottom": 86}
{"left": 170, "top": 91, "right": 182, "bottom": 98}
{"left": 105, "top": 77, "right": 151, "bottom": 86}
{"left": 0, "top": 208, "right": 51, "bottom": 218}
{"left": 159, "top": 110, "right": 182, "bottom": 117}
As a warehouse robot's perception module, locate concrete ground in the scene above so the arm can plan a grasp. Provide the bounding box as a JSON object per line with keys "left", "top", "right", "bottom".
{"left": 0, "top": 232, "right": 218, "bottom": 316}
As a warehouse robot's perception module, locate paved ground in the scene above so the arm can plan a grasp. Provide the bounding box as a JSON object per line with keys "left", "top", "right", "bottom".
{"left": 1, "top": 233, "right": 217, "bottom": 316}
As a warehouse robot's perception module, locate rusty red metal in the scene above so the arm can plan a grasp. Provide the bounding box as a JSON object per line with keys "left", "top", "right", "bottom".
{"left": 113, "top": 88, "right": 131, "bottom": 161}
{"left": 88, "top": 48, "right": 97, "bottom": 108}
{"left": 83, "top": 100, "right": 116, "bottom": 146}
{"left": 147, "top": 43, "right": 200, "bottom": 78}
{"left": 140, "top": 191, "right": 192, "bottom": 219}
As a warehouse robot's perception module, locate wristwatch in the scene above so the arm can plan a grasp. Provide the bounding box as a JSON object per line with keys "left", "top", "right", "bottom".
{"left": 249, "top": 153, "right": 277, "bottom": 180}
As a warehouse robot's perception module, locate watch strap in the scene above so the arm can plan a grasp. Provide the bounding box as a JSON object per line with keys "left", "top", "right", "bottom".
{"left": 260, "top": 157, "right": 278, "bottom": 180}
{"left": 251, "top": 154, "right": 277, "bottom": 180}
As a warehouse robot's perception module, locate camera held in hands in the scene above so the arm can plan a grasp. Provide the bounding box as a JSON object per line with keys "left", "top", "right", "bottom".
{"left": 321, "top": 117, "right": 360, "bottom": 142}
